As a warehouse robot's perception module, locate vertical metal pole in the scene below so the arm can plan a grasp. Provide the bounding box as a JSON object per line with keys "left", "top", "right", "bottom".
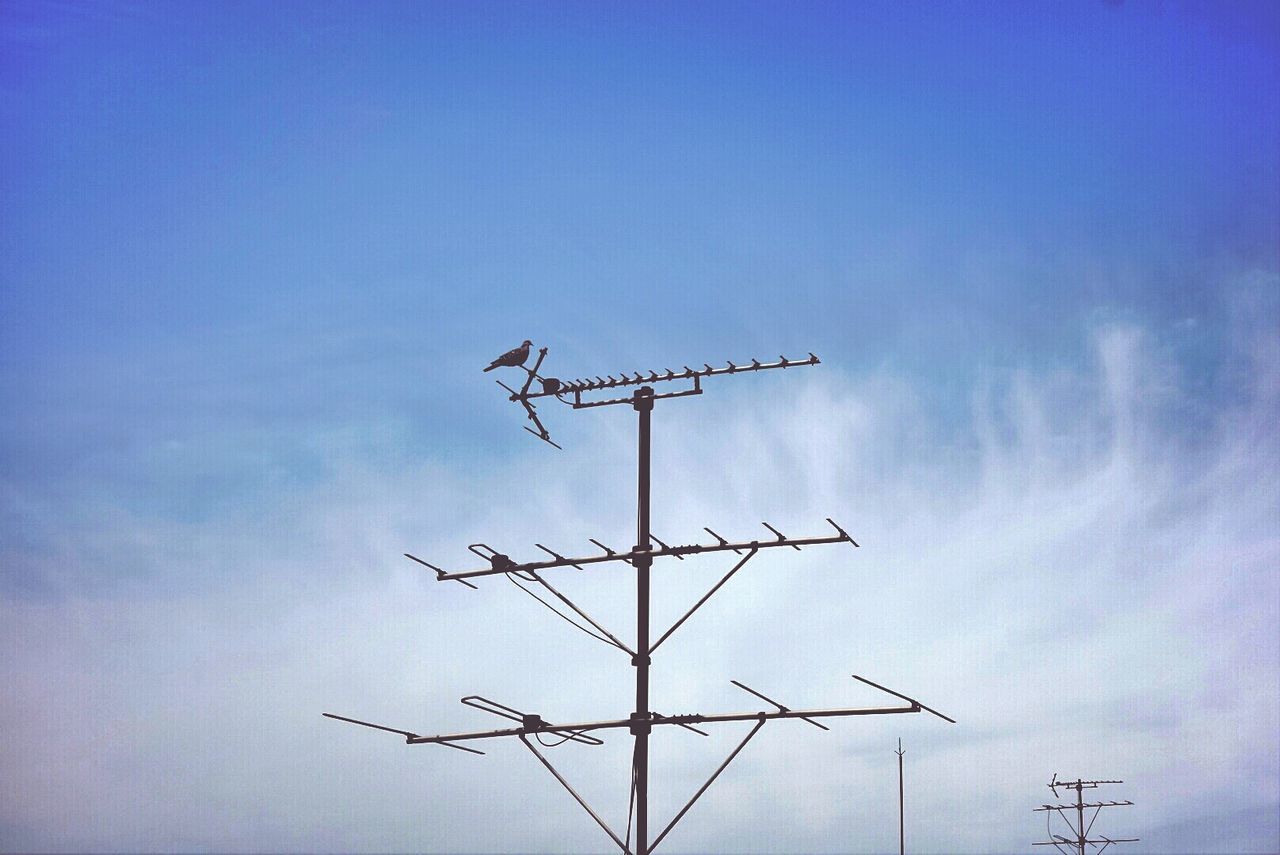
{"left": 1075, "top": 782, "right": 1085, "bottom": 855}
{"left": 896, "top": 738, "right": 905, "bottom": 855}
{"left": 633, "top": 386, "right": 655, "bottom": 855}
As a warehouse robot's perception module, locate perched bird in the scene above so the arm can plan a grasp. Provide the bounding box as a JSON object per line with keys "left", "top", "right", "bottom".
{"left": 540, "top": 377, "right": 562, "bottom": 394}
{"left": 483, "top": 340, "right": 532, "bottom": 372}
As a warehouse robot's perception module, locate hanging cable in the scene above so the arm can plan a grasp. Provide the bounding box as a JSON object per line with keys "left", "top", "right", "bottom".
{"left": 507, "top": 573, "right": 625, "bottom": 652}
{"left": 1046, "top": 809, "right": 1070, "bottom": 855}
{"left": 534, "top": 728, "right": 592, "bottom": 748}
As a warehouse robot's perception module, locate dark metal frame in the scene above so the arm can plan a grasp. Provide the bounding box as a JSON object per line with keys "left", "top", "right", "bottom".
{"left": 325, "top": 344, "right": 953, "bottom": 854}
{"left": 1033, "top": 776, "right": 1138, "bottom": 855}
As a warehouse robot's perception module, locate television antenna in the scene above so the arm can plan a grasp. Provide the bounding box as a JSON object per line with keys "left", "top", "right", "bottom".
{"left": 325, "top": 342, "right": 954, "bottom": 854}
{"left": 1033, "top": 775, "right": 1139, "bottom": 855}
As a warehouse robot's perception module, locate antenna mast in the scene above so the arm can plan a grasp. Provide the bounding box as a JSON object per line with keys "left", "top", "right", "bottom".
{"left": 1033, "top": 775, "right": 1139, "bottom": 855}
{"left": 896, "top": 738, "right": 906, "bottom": 855}
{"left": 325, "top": 343, "right": 954, "bottom": 854}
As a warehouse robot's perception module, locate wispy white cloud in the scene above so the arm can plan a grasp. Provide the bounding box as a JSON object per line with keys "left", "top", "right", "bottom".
{"left": 1, "top": 285, "right": 1277, "bottom": 853}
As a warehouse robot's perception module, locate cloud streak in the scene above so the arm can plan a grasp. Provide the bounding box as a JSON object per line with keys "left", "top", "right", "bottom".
{"left": 2, "top": 284, "right": 1276, "bottom": 853}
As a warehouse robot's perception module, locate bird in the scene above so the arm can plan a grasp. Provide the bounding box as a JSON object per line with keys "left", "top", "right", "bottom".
{"left": 483, "top": 340, "right": 532, "bottom": 372}
{"left": 540, "top": 377, "right": 562, "bottom": 394}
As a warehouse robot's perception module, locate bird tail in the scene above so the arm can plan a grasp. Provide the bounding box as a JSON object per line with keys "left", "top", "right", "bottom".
{"left": 482, "top": 364, "right": 497, "bottom": 372}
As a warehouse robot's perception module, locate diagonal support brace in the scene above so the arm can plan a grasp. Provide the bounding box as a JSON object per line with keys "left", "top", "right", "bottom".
{"left": 648, "top": 716, "right": 768, "bottom": 853}
{"left": 519, "top": 734, "right": 629, "bottom": 854}
{"left": 650, "top": 548, "right": 758, "bottom": 654}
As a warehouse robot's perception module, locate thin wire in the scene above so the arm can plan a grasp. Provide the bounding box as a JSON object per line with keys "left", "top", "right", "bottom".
{"left": 528, "top": 371, "right": 572, "bottom": 406}
{"left": 507, "top": 573, "right": 624, "bottom": 651}
{"left": 508, "top": 573, "right": 619, "bottom": 649}
{"left": 534, "top": 728, "right": 590, "bottom": 748}
{"left": 1047, "top": 810, "right": 1070, "bottom": 855}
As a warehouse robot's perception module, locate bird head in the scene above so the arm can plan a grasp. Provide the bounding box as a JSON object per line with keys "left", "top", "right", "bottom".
{"left": 522, "top": 339, "right": 533, "bottom": 346}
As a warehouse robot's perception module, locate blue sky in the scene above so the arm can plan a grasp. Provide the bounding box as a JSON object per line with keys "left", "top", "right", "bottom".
{"left": 1, "top": 1, "right": 1277, "bottom": 852}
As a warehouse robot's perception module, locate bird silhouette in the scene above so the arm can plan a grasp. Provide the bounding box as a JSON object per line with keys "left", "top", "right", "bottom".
{"left": 483, "top": 340, "right": 532, "bottom": 372}
{"left": 540, "top": 377, "right": 562, "bottom": 394}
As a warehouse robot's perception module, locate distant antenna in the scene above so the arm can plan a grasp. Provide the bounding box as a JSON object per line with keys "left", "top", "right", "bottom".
{"left": 1033, "top": 776, "right": 1138, "bottom": 855}
{"left": 325, "top": 343, "right": 954, "bottom": 854}
{"left": 895, "top": 738, "right": 906, "bottom": 855}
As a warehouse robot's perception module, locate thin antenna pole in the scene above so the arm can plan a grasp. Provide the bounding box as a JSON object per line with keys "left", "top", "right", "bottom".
{"left": 896, "top": 738, "right": 905, "bottom": 855}
{"left": 634, "top": 386, "right": 655, "bottom": 855}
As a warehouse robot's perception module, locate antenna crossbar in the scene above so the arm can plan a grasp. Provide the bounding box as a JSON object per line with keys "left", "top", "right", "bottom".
{"left": 324, "top": 675, "right": 953, "bottom": 749}
{"left": 324, "top": 702, "right": 920, "bottom": 749}
{"left": 414, "top": 519, "right": 858, "bottom": 583}
{"left": 1051, "top": 778, "right": 1124, "bottom": 791}
{"left": 517, "top": 353, "right": 821, "bottom": 403}
{"left": 1032, "top": 840, "right": 1140, "bottom": 847}
{"left": 569, "top": 381, "right": 702, "bottom": 410}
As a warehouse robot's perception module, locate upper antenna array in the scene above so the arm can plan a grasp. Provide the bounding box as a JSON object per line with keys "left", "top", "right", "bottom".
{"left": 488, "top": 343, "right": 820, "bottom": 447}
